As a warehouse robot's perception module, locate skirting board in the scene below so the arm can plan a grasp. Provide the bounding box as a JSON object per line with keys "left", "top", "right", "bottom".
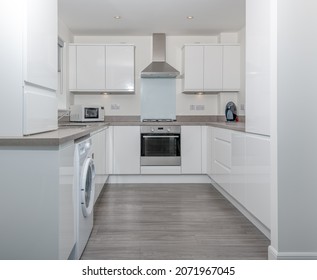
{"left": 107, "top": 174, "right": 212, "bottom": 184}
{"left": 268, "top": 246, "right": 317, "bottom": 260}
{"left": 210, "top": 177, "right": 271, "bottom": 239}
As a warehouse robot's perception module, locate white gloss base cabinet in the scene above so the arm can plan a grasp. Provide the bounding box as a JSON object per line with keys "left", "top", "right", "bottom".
{"left": 0, "top": 142, "right": 75, "bottom": 259}
{"left": 91, "top": 127, "right": 109, "bottom": 203}
{"left": 211, "top": 127, "right": 232, "bottom": 193}
{"left": 244, "top": 134, "right": 270, "bottom": 229}
{"left": 209, "top": 127, "right": 271, "bottom": 236}
{"left": 181, "top": 126, "right": 202, "bottom": 174}
{"left": 69, "top": 44, "right": 135, "bottom": 93}
{"left": 113, "top": 126, "right": 140, "bottom": 174}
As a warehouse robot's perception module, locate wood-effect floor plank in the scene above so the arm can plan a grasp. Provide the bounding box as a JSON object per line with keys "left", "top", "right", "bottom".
{"left": 81, "top": 183, "right": 269, "bottom": 260}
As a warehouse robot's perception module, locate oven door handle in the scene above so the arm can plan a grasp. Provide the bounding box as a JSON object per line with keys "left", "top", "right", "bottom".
{"left": 142, "top": 135, "right": 180, "bottom": 138}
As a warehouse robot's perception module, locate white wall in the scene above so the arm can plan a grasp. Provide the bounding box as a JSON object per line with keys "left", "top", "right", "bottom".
{"left": 72, "top": 34, "right": 243, "bottom": 117}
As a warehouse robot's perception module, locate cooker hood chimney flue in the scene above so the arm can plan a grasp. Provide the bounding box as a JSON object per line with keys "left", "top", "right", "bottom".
{"left": 141, "top": 33, "right": 180, "bottom": 78}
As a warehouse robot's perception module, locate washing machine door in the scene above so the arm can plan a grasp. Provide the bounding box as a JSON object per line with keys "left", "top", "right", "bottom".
{"left": 80, "top": 157, "right": 95, "bottom": 217}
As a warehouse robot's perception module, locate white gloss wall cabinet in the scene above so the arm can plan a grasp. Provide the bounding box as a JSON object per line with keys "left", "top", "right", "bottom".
{"left": 0, "top": 142, "right": 75, "bottom": 259}
{"left": 69, "top": 44, "right": 135, "bottom": 93}
{"left": 181, "top": 126, "right": 202, "bottom": 174}
{"left": 76, "top": 45, "right": 106, "bottom": 90}
{"left": 182, "top": 45, "right": 240, "bottom": 93}
{"left": 113, "top": 126, "right": 140, "bottom": 174}
{"left": 182, "top": 45, "right": 204, "bottom": 92}
{"left": 223, "top": 46, "right": 241, "bottom": 91}
{"left": 245, "top": 0, "right": 272, "bottom": 136}
{"left": 106, "top": 45, "right": 135, "bottom": 92}
{"left": 204, "top": 46, "right": 223, "bottom": 91}
{"left": 0, "top": 0, "right": 58, "bottom": 136}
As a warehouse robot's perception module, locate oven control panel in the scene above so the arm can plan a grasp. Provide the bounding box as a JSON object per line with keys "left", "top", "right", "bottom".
{"left": 141, "top": 126, "right": 181, "bottom": 134}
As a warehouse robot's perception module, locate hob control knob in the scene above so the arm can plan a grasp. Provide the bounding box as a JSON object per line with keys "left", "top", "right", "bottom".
{"left": 167, "top": 128, "right": 171, "bottom": 132}
{"left": 151, "top": 128, "right": 155, "bottom": 132}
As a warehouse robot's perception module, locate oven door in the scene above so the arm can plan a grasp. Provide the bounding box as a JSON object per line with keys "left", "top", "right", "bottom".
{"left": 141, "top": 134, "right": 181, "bottom": 166}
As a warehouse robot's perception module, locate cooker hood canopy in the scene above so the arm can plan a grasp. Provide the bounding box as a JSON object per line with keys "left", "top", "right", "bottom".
{"left": 141, "top": 33, "right": 180, "bottom": 78}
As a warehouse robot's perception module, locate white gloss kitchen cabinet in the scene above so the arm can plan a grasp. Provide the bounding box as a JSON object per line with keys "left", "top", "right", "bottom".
{"left": 69, "top": 45, "right": 106, "bottom": 91}
{"left": 182, "top": 45, "right": 240, "bottom": 93}
{"left": 0, "top": 0, "right": 58, "bottom": 136}
{"left": 209, "top": 127, "right": 270, "bottom": 236}
{"left": 245, "top": 0, "right": 272, "bottom": 136}
{"left": 210, "top": 127, "right": 232, "bottom": 193}
{"left": 181, "top": 126, "right": 202, "bottom": 174}
{"left": 0, "top": 142, "right": 75, "bottom": 259}
{"left": 69, "top": 44, "right": 135, "bottom": 93}
{"left": 91, "top": 127, "right": 109, "bottom": 203}
{"left": 105, "top": 45, "right": 135, "bottom": 92}
{"left": 113, "top": 126, "right": 140, "bottom": 174}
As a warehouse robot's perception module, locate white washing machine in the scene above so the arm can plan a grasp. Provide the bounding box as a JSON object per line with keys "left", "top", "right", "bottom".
{"left": 74, "top": 136, "right": 95, "bottom": 259}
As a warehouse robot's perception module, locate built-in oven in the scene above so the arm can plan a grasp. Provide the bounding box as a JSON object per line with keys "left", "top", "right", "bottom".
{"left": 141, "top": 126, "right": 181, "bottom": 166}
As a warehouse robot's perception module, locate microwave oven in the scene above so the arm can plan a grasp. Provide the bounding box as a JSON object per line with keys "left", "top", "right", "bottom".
{"left": 70, "top": 105, "right": 105, "bottom": 122}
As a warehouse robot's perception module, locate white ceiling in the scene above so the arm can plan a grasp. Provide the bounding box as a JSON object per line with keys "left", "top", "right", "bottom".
{"left": 58, "top": 0, "right": 245, "bottom": 36}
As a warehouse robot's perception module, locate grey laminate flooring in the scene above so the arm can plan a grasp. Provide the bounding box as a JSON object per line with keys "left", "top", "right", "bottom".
{"left": 81, "top": 183, "right": 269, "bottom": 260}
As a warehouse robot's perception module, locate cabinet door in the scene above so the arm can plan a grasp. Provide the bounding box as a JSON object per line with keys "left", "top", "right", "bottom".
{"left": 68, "top": 45, "right": 77, "bottom": 90}
{"left": 245, "top": 134, "right": 270, "bottom": 229}
{"left": 113, "top": 126, "right": 140, "bottom": 174}
{"left": 211, "top": 128, "right": 232, "bottom": 193}
{"left": 231, "top": 132, "right": 246, "bottom": 205}
{"left": 181, "top": 126, "right": 202, "bottom": 174}
{"left": 24, "top": 0, "right": 57, "bottom": 90}
{"left": 223, "top": 46, "right": 240, "bottom": 91}
{"left": 76, "top": 45, "right": 106, "bottom": 90}
{"left": 106, "top": 45, "right": 134, "bottom": 92}
{"left": 245, "top": 0, "right": 271, "bottom": 136}
{"left": 91, "top": 128, "right": 107, "bottom": 175}
{"left": 204, "top": 46, "right": 223, "bottom": 91}
{"left": 59, "top": 142, "right": 75, "bottom": 259}
{"left": 183, "top": 46, "right": 204, "bottom": 92}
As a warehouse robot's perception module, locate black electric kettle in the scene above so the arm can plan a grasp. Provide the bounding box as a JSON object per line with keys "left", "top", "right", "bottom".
{"left": 225, "top": 102, "right": 237, "bottom": 122}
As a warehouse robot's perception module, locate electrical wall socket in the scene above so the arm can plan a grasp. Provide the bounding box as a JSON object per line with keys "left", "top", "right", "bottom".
{"left": 111, "top": 104, "right": 120, "bottom": 110}
{"left": 240, "top": 104, "right": 245, "bottom": 111}
{"left": 196, "top": 105, "right": 205, "bottom": 111}
{"left": 190, "top": 105, "right": 195, "bottom": 111}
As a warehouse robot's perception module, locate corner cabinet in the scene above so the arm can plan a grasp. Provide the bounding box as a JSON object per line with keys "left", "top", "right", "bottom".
{"left": 182, "top": 44, "right": 240, "bottom": 93}
{"left": 69, "top": 44, "right": 135, "bottom": 93}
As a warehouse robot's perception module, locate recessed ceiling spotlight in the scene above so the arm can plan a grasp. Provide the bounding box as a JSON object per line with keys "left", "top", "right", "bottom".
{"left": 187, "top": 16, "right": 194, "bottom": 19}
{"left": 114, "top": 16, "right": 121, "bottom": 19}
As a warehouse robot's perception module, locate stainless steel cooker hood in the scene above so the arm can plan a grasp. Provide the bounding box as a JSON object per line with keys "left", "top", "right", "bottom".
{"left": 141, "top": 33, "right": 180, "bottom": 78}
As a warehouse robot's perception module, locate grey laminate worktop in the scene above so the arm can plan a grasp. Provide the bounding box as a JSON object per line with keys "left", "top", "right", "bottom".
{"left": 0, "top": 123, "right": 109, "bottom": 147}
{"left": 0, "top": 115, "right": 245, "bottom": 147}
{"left": 108, "top": 120, "right": 245, "bottom": 132}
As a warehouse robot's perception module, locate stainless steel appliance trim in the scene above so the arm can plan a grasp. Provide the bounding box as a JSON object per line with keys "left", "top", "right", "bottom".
{"left": 142, "top": 135, "right": 180, "bottom": 138}
{"left": 140, "top": 125, "right": 181, "bottom": 134}
{"left": 140, "top": 156, "right": 181, "bottom": 166}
